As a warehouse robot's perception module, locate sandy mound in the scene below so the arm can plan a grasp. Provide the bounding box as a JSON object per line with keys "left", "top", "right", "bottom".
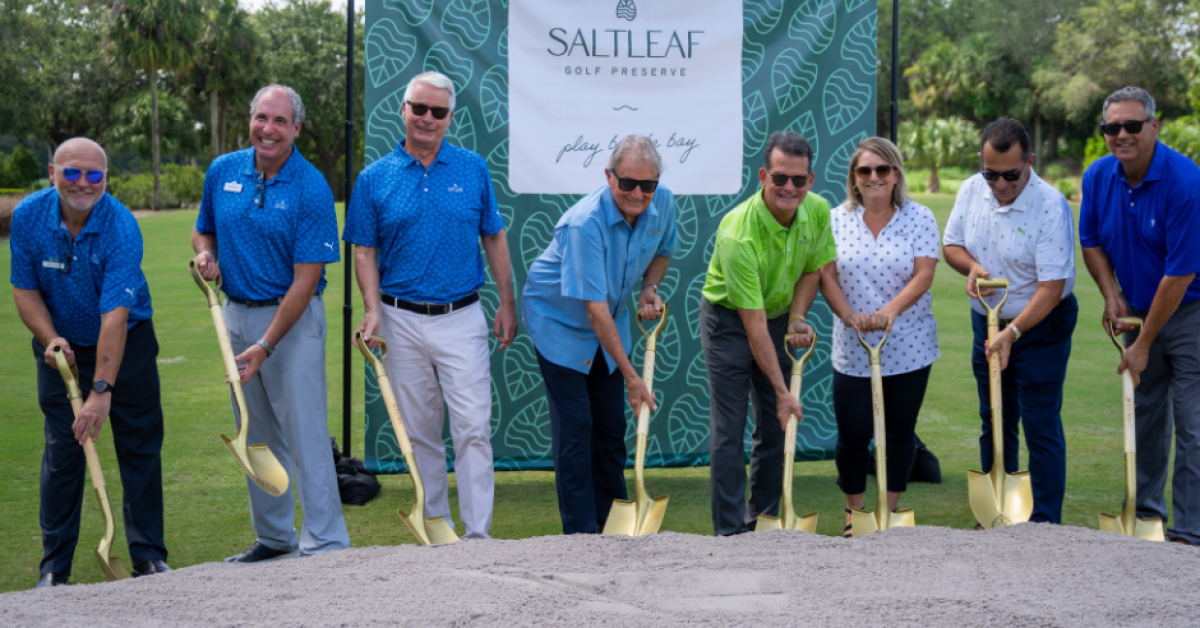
{"left": 5, "top": 524, "right": 1196, "bottom": 627}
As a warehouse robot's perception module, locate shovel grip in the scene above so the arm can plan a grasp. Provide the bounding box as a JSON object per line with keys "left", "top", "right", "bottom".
{"left": 636, "top": 348, "right": 656, "bottom": 436}
{"left": 52, "top": 349, "right": 108, "bottom": 491}
{"left": 355, "top": 333, "right": 415, "bottom": 454}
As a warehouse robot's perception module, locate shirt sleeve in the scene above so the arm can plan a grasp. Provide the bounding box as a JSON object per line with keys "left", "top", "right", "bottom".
{"left": 654, "top": 189, "right": 679, "bottom": 258}
{"left": 98, "top": 208, "right": 144, "bottom": 314}
{"left": 559, "top": 220, "right": 608, "bottom": 302}
{"left": 716, "top": 237, "right": 764, "bottom": 310}
{"left": 196, "top": 164, "right": 218, "bottom": 235}
{"left": 1164, "top": 187, "right": 1200, "bottom": 276}
{"left": 913, "top": 204, "right": 941, "bottom": 260}
{"left": 1078, "top": 166, "right": 1100, "bottom": 249}
{"left": 804, "top": 200, "right": 837, "bottom": 273}
{"left": 1035, "top": 195, "right": 1076, "bottom": 281}
{"left": 294, "top": 176, "right": 340, "bottom": 264}
{"left": 342, "top": 168, "right": 378, "bottom": 247}
{"left": 8, "top": 200, "right": 38, "bottom": 290}
{"left": 478, "top": 160, "right": 506, "bottom": 237}
{"left": 943, "top": 183, "right": 970, "bottom": 247}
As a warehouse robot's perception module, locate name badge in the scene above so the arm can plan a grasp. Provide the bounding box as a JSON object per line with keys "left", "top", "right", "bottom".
{"left": 224, "top": 182, "right": 243, "bottom": 193}
{"left": 42, "top": 259, "right": 65, "bottom": 270}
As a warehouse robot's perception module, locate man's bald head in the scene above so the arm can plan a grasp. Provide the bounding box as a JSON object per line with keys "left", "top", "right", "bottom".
{"left": 54, "top": 137, "right": 108, "bottom": 169}
{"left": 51, "top": 137, "right": 108, "bottom": 214}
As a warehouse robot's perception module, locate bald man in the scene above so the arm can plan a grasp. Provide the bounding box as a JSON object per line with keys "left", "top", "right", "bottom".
{"left": 10, "top": 138, "right": 170, "bottom": 588}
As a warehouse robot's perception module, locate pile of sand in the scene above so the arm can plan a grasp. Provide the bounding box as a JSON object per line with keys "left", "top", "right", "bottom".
{"left": 5, "top": 524, "right": 1196, "bottom": 627}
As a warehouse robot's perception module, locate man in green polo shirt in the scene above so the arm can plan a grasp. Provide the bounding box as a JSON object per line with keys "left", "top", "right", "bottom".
{"left": 701, "top": 131, "right": 836, "bottom": 536}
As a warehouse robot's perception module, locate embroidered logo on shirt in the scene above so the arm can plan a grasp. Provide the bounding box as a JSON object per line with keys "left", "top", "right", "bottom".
{"left": 275, "top": 200, "right": 288, "bottom": 210}
{"left": 324, "top": 242, "right": 336, "bottom": 252}
{"left": 125, "top": 287, "right": 135, "bottom": 298}
{"left": 651, "top": 228, "right": 660, "bottom": 235}
{"left": 448, "top": 184, "right": 464, "bottom": 193}
{"left": 224, "top": 182, "right": 243, "bottom": 193}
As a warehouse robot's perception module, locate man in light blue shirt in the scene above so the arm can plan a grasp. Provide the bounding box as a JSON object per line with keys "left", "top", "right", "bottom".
{"left": 522, "top": 135, "right": 677, "bottom": 534}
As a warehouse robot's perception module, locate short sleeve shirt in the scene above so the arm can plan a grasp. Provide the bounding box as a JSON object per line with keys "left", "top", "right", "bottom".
{"left": 943, "top": 171, "right": 1075, "bottom": 319}
{"left": 1079, "top": 142, "right": 1200, "bottom": 312}
{"left": 521, "top": 185, "right": 678, "bottom": 374}
{"left": 830, "top": 199, "right": 940, "bottom": 378}
{"left": 342, "top": 139, "right": 505, "bottom": 303}
{"left": 9, "top": 189, "right": 153, "bottom": 346}
{"left": 196, "top": 147, "right": 339, "bottom": 301}
{"left": 702, "top": 189, "right": 837, "bottom": 319}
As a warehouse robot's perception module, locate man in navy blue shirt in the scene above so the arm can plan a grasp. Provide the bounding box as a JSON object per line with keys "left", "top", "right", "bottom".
{"left": 345, "top": 71, "right": 515, "bottom": 539}
{"left": 192, "top": 84, "right": 350, "bottom": 561}
{"left": 1080, "top": 86, "right": 1200, "bottom": 546}
{"left": 10, "top": 137, "right": 170, "bottom": 587}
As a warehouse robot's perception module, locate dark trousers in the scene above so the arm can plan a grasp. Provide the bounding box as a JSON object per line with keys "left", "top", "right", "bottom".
{"left": 537, "top": 346, "right": 628, "bottom": 534}
{"left": 971, "top": 294, "right": 1077, "bottom": 524}
{"left": 701, "top": 298, "right": 790, "bottom": 536}
{"left": 834, "top": 365, "right": 932, "bottom": 495}
{"left": 33, "top": 320, "right": 167, "bottom": 576}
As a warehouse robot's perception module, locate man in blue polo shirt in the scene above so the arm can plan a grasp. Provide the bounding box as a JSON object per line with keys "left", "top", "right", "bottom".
{"left": 522, "top": 135, "right": 677, "bottom": 534}
{"left": 191, "top": 83, "right": 350, "bottom": 562}
{"left": 10, "top": 137, "right": 170, "bottom": 587}
{"left": 344, "top": 71, "right": 516, "bottom": 540}
{"left": 1080, "top": 86, "right": 1200, "bottom": 546}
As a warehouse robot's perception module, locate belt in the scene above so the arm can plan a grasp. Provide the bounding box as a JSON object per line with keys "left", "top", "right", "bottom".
{"left": 382, "top": 292, "right": 479, "bottom": 316}
{"left": 228, "top": 291, "right": 322, "bottom": 308}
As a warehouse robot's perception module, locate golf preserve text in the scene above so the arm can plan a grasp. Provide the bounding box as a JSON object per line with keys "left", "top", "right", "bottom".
{"left": 509, "top": 0, "right": 742, "bottom": 194}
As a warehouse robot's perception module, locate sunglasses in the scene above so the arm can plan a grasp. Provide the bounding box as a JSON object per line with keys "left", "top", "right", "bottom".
{"left": 980, "top": 169, "right": 1022, "bottom": 182}
{"left": 1099, "top": 118, "right": 1153, "bottom": 136}
{"left": 406, "top": 101, "right": 450, "bottom": 120}
{"left": 254, "top": 172, "right": 266, "bottom": 207}
{"left": 613, "top": 172, "right": 659, "bottom": 193}
{"left": 769, "top": 173, "right": 810, "bottom": 188}
{"left": 60, "top": 167, "right": 106, "bottom": 185}
{"left": 855, "top": 164, "right": 894, "bottom": 178}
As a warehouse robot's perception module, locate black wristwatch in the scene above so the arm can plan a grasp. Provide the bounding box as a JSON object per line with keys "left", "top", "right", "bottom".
{"left": 92, "top": 379, "right": 114, "bottom": 394}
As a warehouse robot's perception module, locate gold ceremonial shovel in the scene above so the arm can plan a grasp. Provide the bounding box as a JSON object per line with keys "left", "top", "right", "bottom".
{"left": 604, "top": 303, "right": 671, "bottom": 536}
{"left": 967, "top": 278, "right": 1033, "bottom": 529}
{"left": 851, "top": 331, "right": 915, "bottom": 536}
{"left": 756, "top": 332, "right": 819, "bottom": 533}
{"left": 189, "top": 262, "right": 288, "bottom": 497}
{"left": 356, "top": 332, "right": 459, "bottom": 546}
{"left": 1098, "top": 318, "right": 1164, "bottom": 541}
{"left": 52, "top": 347, "right": 130, "bottom": 582}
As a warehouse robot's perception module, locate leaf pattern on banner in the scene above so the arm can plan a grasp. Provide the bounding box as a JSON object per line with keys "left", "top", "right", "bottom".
{"left": 841, "top": 13, "right": 877, "bottom": 76}
{"left": 615, "top": 0, "right": 636, "bottom": 21}
{"left": 742, "top": 407, "right": 756, "bottom": 455}
{"left": 703, "top": 230, "right": 717, "bottom": 265}
{"left": 657, "top": 267, "right": 680, "bottom": 301}
{"left": 687, "top": 351, "right": 708, "bottom": 393}
{"left": 743, "top": 90, "right": 768, "bottom": 158}
{"left": 632, "top": 315, "right": 681, "bottom": 381}
{"left": 445, "top": 105, "right": 476, "bottom": 152}
{"left": 787, "top": 110, "right": 820, "bottom": 163}
{"left": 442, "top": 0, "right": 491, "bottom": 51}
{"left": 383, "top": 0, "right": 434, "bottom": 27}
{"left": 366, "top": 19, "right": 417, "bottom": 88}
{"left": 480, "top": 66, "right": 509, "bottom": 132}
{"left": 788, "top": 0, "right": 838, "bottom": 57}
{"left": 742, "top": 35, "right": 764, "bottom": 84}
{"left": 489, "top": 379, "right": 502, "bottom": 438}
{"left": 823, "top": 131, "right": 869, "bottom": 195}
{"left": 504, "top": 397, "right": 551, "bottom": 461}
{"left": 479, "top": 263, "right": 498, "bottom": 352}
{"left": 685, "top": 273, "right": 706, "bottom": 339}
{"left": 823, "top": 68, "right": 871, "bottom": 135}
{"left": 701, "top": 165, "right": 752, "bottom": 218}
{"left": 539, "top": 194, "right": 580, "bottom": 218}
{"left": 845, "top": 0, "right": 872, "bottom": 13}
{"left": 520, "top": 210, "right": 556, "bottom": 272}
{"left": 674, "top": 195, "right": 698, "bottom": 257}
{"left": 502, "top": 335, "right": 542, "bottom": 400}
{"left": 668, "top": 393, "right": 709, "bottom": 455}
{"left": 498, "top": 26, "right": 508, "bottom": 58}
{"left": 743, "top": 0, "right": 785, "bottom": 35}
{"left": 424, "top": 41, "right": 475, "bottom": 92}
{"left": 365, "top": 87, "right": 407, "bottom": 163}
{"left": 771, "top": 49, "right": 819, "bottom": 115}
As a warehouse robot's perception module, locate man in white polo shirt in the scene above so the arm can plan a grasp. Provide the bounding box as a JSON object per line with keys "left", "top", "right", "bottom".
{"left": 943, "top": 116, "right": 1077, "bottom": 525}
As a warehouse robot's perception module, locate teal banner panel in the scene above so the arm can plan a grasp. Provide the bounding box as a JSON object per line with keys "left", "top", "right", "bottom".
{"left": 362, "top": 0, "right": 876, "bottom": 473}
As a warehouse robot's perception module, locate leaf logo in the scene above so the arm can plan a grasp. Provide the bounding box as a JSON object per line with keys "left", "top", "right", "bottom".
{"left": 616, "top": 0, "right": 637, "bottom": 21}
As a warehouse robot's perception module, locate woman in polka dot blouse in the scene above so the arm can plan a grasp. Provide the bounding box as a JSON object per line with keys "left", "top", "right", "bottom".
{"left": 819, "top": 137, "right": 941, "bottom": 538}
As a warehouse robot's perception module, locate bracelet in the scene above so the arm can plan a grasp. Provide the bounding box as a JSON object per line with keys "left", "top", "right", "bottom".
{"left": 1008, "top": 324, "right": 1022, "bottom": 341}
{"left": 642, "top": 283, "right": 658, "bottom": 292}
{"left": 788, "top": 315, "right": 806, "bottom": 325}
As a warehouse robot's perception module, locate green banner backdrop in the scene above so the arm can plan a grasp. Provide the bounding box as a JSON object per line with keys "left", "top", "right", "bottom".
{"left": 362, "top": 0, "right": 877, "bottom": 473}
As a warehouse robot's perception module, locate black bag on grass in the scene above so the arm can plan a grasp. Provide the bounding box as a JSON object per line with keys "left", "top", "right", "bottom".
{"left": 330, "top": 438, "right": 381, "bottom": 505}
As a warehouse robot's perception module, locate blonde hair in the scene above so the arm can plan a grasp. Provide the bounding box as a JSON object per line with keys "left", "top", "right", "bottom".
{"left": 844, "top": 137, "right": 909, "bottom": 210}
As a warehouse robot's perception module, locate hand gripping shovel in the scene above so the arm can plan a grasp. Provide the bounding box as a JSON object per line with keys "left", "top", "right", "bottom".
{"left": 355, "top": 333, "right": 459, "bottom": 545}
{"left": 1098, "top": 318, "right": 1164, "bottom": 541}
{"left": 756, "top": 332, "right": 819, "bottom": 533}
{"left": 189, "top": 262, "right": 288, "bottom": 497}
{"left": 967, "top": 278, "right": 1033, "bottom": 528}
{"left": 850, "top": 331, "right": 916, "bottom": 536}
{"left": 52, "top": 347, "right": 130, "bottom": 581}
{"left": 603, "top": 303, "right": 671, "bottom": 536}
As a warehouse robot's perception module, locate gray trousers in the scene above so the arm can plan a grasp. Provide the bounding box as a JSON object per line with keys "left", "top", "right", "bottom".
{"left": 224, "top": 295, "right": 350, "bottom": 555}
{"left": 701, "top": 298, "right": 790, "bottom": 536}
{"left": 1128, "top": 297, "right": 1200, "bottom": 544}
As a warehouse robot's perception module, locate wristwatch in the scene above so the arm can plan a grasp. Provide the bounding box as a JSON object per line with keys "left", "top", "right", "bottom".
{"left": 256, "top": 338, "right": 276, "bottom": 357}
{"left": 92, "top": 379, "right": 114, "bottom": 394}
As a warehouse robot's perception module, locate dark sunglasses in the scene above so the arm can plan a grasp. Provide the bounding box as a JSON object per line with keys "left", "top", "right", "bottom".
{"left": 254, "top": 172, "right": 266, "bottom": 207}
{"left": 613, "top": 172, "right": 659, "bottom": 193}
{"left": 855, "top": 164, "right": 894, "bottom": 178}
{"left": 769, "top": 173, "right": 810, "bottom": 188}
{"left": 1099, "top": 118, "right": 1153, "bottom": 136}
{"left": 980, "top": 169, "right": 1022, "bottom": 182}
{"left": 60, "top": 167, "right": 106, "bottom": 185}
{"left": 406, "top": 101, "right": 450, "bottom": 120}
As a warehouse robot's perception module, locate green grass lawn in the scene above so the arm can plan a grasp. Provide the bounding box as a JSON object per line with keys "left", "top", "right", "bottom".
{"left": 0, "top": 194, "right": 1166, "bottom": 592}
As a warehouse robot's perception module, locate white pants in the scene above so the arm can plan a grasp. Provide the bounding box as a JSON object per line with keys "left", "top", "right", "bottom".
{"left": 380, "top": 300, "right": 494, "bottom": 539}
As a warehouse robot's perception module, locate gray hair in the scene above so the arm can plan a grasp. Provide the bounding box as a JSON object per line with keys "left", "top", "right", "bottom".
{"left": 1103, "top": 86, "right": 1156, "bottom": 120}
{"left": 607, "top": 134, "right": 662, "bottom": 174}
{"left": 249, "top": 84, "right": 306, "bottom": 125}
{"left": 404, "top": 71, "right": 456, "bottom": 111}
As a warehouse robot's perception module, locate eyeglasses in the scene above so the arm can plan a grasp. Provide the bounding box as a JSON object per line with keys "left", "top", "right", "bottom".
{"left": 60, "top": 167, "right": 106, "bottom": 185}
{"left": 980, "top": 169, "right": 1023, "bottom": 182}
{"left": 855, "top": 164, "right": 894, "bottom": 179}
{"left": 406, "top": 101, "right": 451, "bottom": 120}
{"left": 613, "top": 171, "right": 659, "bottom": 193}
{"left": 254, "top": 172, "right": 266, "bottom": 207}
{"left": 769, "top": 173, "right": 810, "bottom": 188}
{"left": 1099, "top": 118, "right": 1153, "bottom": 136}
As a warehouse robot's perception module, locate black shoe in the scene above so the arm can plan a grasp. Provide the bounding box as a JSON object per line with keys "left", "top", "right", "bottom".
{"left": 224, "top": 541, "right": 293, "bottom": 563}
{"left": 35, "top": 573, "right": 70, "bottom": 589}
{"left": 132, "top": 559, "right": 172, "bottom": 577}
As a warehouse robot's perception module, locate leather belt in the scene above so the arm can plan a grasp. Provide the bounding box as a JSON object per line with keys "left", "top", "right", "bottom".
{"left": 382, "top": 292, "right": 479, "bottom": 316}
{"left": 228, "top": 291, "right": 322, "bottom": 308}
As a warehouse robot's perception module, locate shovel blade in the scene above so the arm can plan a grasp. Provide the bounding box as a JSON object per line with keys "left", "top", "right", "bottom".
{"left": 94, "top": 549, "right": 129, "bottom": 582}
{"left": 755, "top": 514, "right": 782, "bottom": 532}
{"left": 424, "top": 516, "right": 460, "bottom": 545}
{"left": 886, "top": 508, "right": 915, "bottom": 529}
{"left": 1001, "top": 471, "right": 1034, "bottom": 523}
{"left": 850, "top": 507, "right": 879, "bottom": 537}
{"left": 397, "top": 508, "right": 432, "bottom": 545}
{"left": 638, "top": 495, "right": 669, "bottom": 536}
{"left": 1134, "top": 518, "right": 1165, "bottom": 542}
{"left": 791, "top": 511, "right": 819, "bottom": 533}
{"left": 602, "top": 499, "right": 637, "bottom": 536}
{"left": 968, "top": 469, "right": 1032, "bottom": 528}
{"left": 245, "top": 444, "right": 289, "bottom": 497}
{"left": 1098, "top": 512, "right": 1124, "bottom": 534}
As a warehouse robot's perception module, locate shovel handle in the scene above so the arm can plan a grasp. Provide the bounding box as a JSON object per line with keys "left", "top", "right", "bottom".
{"left": 189, "top": 261, "right": 223, "bottom": 307}
{"left": 855, "top": 330, "right": 888, "bottom": 366}
{"left": 355, "top": 332, "right": 414, "bottom": 453}
{"left": 975, "top": 278, "right": 1009, "bottom": 326}
{"left": 636, "top": 302, "right": 670, "bottom": 353}
{"left": 1105, "top": 318, "right": 1142, "bottom": 453}
{"left": 52, "top": 348, "right": 108, "bottom": 491}
{"left": 784, "top": 331, "right": 818, "bottom": 372}
{"left": 1105, "top": 317, "right": 1143, "bottom": 357}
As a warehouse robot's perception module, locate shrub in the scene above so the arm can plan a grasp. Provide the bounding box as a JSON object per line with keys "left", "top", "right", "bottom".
{"left": 1083, "top": 134, "right": 1109, "bottom": 171}
{"left": 1041, "top": 162, "right": 1070, "bottom": 182}
{"left": 7, "top": 146, "right": 42, "bottom": 188}
{"left": 1055, "top": 178, "right": 1078, "bottom": 201}
{"left": 162, "top": 164, "right": 204, "bottom": 206}
{"left": 107, "top": 173, "right": 155, "bottom": 209}
{"left": 106, "top": 165, "right": 205, "bottom": 209}
{"left": 0, "top": 192, "right": 31, "bottom": 238}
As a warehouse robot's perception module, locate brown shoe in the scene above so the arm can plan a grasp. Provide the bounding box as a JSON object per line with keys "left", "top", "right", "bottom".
{"left": 1165, "top": 534, "right": 1196, "bottom": 546}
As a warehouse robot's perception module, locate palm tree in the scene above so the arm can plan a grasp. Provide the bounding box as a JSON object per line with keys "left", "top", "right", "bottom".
{"left": 197, "top": 0, "right": 261, "bottom": 158}
{"left": 109, "top": 0, "right": 202, "bottom": 209}
{"left": 899, "top": 116, "right": 977, "bottom": 194}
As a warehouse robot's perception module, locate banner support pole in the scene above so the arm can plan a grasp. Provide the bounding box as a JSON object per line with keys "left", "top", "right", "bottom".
{"left": 890, "top": 0, "right": 899, "bottom": 143}
{"left": 342, "top": 0, "right": 355, "bottom": 458}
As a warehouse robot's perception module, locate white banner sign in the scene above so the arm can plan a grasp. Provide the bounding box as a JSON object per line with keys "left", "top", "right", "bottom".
{"left": 508, "top": 0, "right": 743, "bottom": 195}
